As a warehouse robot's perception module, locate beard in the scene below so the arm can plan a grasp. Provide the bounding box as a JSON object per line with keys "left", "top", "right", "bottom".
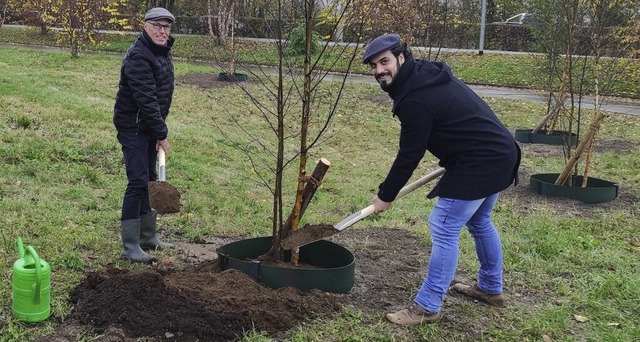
{"left": 377, "top": 74, "right": 392, "bottom": 91}
{"left": 376, "top": 61, "right": 403, "bottom": 92}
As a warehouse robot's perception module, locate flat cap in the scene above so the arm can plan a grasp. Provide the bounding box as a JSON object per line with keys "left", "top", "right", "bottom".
{"left": 362, "top": 34, "right": 401, "bottom": 64}
{"left": 144, "top": 7, "right": 175, "bottom": 23}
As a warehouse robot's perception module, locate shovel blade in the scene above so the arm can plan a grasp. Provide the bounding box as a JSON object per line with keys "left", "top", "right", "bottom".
{"left": 280, "top": 205, "right": 375, "bottom": 250}
{"left": 280, "top": 224, "right": 339, "bottom": 250}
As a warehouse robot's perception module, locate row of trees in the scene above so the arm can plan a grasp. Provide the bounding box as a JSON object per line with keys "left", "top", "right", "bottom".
{"left": 3, "top": 0, "right": 637, "bottom": 56}
{"left": 1, "top": 0, "right": 532, "bottom": 44}
{"left": 1, "top": 0, "right": 133, "bottom": 56}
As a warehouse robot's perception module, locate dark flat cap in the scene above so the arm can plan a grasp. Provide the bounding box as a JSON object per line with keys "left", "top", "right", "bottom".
{"left": 362, "top": 34, "right": 401, "bottom": 64}
{"left": 144, "top": 7, "right": 175, "bottom": 23}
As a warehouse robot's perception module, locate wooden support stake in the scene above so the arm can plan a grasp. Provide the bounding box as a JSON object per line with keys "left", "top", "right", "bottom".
{"left": 283, "top": 158, "right": 330, "bottom": 237}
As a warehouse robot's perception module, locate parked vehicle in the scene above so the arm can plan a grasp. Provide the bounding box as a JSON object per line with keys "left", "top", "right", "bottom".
{"left": 491, "top": 13, "right": 541, "bottom": 26}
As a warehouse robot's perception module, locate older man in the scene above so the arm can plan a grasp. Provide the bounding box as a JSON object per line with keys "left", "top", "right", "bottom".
{"left": 363, "top": 34, "right": 521, "bottom": 326}
{"left": 113, "top": 7, "right": 176, "bottom": 263}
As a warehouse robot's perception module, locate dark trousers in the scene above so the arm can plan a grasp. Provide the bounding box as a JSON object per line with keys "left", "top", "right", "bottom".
{"left": 117, "top": 132, "right": 158, "bottom": 221}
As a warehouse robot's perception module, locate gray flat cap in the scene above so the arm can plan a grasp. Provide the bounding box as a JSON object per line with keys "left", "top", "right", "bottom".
{"left": 144, "top": 7, "right": 175, "bottom": 23}
{"left": 362, "top": 34, "right": 401, "bottom": 64}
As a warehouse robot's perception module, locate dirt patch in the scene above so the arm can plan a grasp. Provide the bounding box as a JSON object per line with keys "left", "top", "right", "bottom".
{"left": 38, "top": 228, "right": 431, "bottom": 341}
{"left": 363, "top": 92, "right": 393, "bottom": 106}
{"left": 499, "top": 139, "right": 638, "bottom": 219}
{"left": 149, "top": 181, "right": 181, "bottom": 214}
{"left": 179, "top": 73, "right": 246, "bottom": 89}
{"left": 65, "top": 265, "right": 339, "bottom": 341}
{"left": 515, "top": 136, "right": 636, "bottom": 157}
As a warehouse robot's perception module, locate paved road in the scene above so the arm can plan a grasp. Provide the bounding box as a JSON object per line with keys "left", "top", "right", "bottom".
{"left": 307, "top": 71, "right": 639, "bottom": 116}
{"left": 470, "top": 85, "right": 639, "bottom": 116}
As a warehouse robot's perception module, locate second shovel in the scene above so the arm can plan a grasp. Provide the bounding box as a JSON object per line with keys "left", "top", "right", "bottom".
{"left": 149, "top": 147, "right": 181, "bottom": 214}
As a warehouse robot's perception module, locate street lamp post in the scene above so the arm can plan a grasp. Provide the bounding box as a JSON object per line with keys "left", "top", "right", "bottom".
{"left": 479, "top": 0, "right": 487, "bottom": 55}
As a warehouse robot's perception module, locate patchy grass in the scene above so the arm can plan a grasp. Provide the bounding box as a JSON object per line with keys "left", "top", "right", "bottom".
{"left": 1, "top": 45, "right": 639, "bottom": 341}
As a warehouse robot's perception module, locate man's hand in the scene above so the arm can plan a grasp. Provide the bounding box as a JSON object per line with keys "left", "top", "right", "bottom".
{"left": 372, "top": 195, "right": 392, "bottom": 214}
{"left": 156, "top": 139, "right": 169, "bottom": 153}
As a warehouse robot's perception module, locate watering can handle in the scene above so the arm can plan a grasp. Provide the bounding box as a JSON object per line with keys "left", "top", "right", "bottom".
{"left": 25, "top": 246, "right": 42, "bottom": 305}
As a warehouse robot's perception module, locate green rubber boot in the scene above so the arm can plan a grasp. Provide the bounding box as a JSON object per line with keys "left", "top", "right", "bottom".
{"left": 139, "top": 212, "right": 175, "bottom": 250}
{"left": 120, "top": 219, "right": 156, "bottom": 263}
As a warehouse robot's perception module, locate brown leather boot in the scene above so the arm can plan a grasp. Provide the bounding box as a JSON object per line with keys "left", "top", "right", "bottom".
{"left": 450, "top": 283, "right": 505, "bottom": 307}
{"left": 385, "top": 303, "right": 441, "bottom": 326}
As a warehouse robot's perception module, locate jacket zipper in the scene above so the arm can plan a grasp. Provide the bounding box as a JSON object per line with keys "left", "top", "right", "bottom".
{"left": 135, "top": 109, "right": 140, "bottom": 135}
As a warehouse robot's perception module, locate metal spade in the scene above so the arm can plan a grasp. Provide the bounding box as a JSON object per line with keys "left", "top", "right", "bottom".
{"left": 148, "top": 147, "right": 181, "bottom": 214}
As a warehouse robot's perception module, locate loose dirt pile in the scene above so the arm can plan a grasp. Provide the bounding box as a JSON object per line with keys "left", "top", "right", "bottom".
{"left": 68, "top": 264, "right": 339, "bottom": 341}
{"left": 38, "top": 227, "right": 432, "bottom": 341}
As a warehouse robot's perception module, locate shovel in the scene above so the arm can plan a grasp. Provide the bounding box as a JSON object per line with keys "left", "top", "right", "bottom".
{"left": 281, "top": 167, "right": 445, "bottom": 250}
{"left": 148, "top": 147, "right": 181, "bottom": 214}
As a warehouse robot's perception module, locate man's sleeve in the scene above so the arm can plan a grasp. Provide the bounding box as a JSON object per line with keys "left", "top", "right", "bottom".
{"left": 377, "top": 101, "right": 434, "bottom": 201}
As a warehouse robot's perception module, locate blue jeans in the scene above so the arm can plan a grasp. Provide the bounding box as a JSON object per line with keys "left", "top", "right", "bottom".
{"left": 117, "top": 132, "right": 158, "bottom": 221}
{"left": 415, "top": 194, "right": 503, "bottom": 313}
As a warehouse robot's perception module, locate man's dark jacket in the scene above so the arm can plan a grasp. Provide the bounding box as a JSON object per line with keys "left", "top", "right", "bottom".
{"left": 113, "top": 30, "right": 174, "bottom": 140}
{"left": 378, "top": 58, "right": 521, "bottom": 201}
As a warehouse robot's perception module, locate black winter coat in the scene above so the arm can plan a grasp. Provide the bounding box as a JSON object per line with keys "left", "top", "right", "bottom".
{"left": 377, "top": 58, "right": 521, "bottom": 201}
{"left": 113, "top": 30, "right": 175, "bottom": 140}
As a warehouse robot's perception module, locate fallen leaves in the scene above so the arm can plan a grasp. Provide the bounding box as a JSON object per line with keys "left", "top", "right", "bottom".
{"left": 574, "top": 314, "right": 589, "bottom": 323}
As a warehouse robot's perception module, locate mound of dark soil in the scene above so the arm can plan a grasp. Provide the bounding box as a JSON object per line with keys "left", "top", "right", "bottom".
{"left": 39, "top": 228, "right": 428, "bottom": 341}
{"left": 67, "top": 264, "right": 339, "bottom": 341}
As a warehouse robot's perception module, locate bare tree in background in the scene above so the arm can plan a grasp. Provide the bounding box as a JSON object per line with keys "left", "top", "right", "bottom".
{"left": 0, "top": 0, "right": 9, "bottom": 27}
{"left": 529, "top": 0, "right": 637, "bottom": 187}
{"left": 555, "top": 0, "right": 638, "bottom": 186}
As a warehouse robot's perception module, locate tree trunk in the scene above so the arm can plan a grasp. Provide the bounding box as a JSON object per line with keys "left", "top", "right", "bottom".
{"left": 0, "top": 1, "right": 8, "bottom": 28}
{"left": 206, "top": 0, "right": 215, "bottom": 37}
{"left": 216, "top": 0, "right": 232, "bottom": 45}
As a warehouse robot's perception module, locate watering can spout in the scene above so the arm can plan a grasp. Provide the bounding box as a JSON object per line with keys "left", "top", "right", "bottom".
{"left": 17, "top": 237, "right": 25, "bottom": 258}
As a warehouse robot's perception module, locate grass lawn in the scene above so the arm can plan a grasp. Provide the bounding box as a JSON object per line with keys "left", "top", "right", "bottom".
{"left": 0, "top": 41, "right": 639, "bottom": 341}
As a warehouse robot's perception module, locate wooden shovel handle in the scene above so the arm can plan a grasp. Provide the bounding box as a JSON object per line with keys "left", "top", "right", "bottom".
{"left": 333, "top": 167, "right": 445, "bottom": 232}
{"left": 395, "top": 167, "right": 445, "bottom": 199}
{"left": 158, "top": 147, "right": 166, "bottom": 182}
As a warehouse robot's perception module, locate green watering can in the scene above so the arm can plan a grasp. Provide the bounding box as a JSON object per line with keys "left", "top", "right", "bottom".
{"left": 12, "top": 237, "right": 51, "bottom": 322}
